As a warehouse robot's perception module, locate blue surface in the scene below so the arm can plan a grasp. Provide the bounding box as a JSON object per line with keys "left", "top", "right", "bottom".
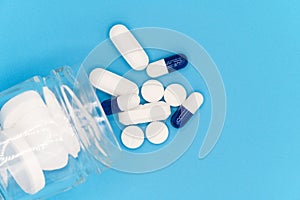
{"left": 1, "top": 0, "right": 300, "bottom": 199}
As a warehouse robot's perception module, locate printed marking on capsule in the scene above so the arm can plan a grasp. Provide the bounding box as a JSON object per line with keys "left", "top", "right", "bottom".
{"left": 118, "top": 101, "right": 171, "bottom": 125}
{"left": 89, "top": 68, "right": 139, "bottom": 96}
{"left": 146, "top": 54, "right": 188, "bottom": 78}
{"left": 101, "top": 93, "right": 140, "bottom": 115}
{"left": 171, "top": 92, "right": 204, "bottom": 128}
{"left": 110, "top": 24, "right": 149, "bottom": 71}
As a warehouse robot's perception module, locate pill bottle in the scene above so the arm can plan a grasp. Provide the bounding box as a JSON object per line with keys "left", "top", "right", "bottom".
{"left": 0, "top": 66, "right": 120, "bottom": 200}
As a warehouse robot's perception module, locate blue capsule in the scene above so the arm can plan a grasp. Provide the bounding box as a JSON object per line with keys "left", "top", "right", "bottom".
{"left": 101, "top": 97, "right": 121, "bottom": 115}
{"left": 146, "top": 54, "right": 188, "bottom": 78}
{"left": 165, "top": 54, "right": 188, "bottom": 72}
{"left": 171, "top": 106, "right": 194, "bottom": 128}
{"left": 101, "top": 94, "right": 140, "bottom": 115}
{"left": 171, "top": 92, "right": 204, "bottom": 128}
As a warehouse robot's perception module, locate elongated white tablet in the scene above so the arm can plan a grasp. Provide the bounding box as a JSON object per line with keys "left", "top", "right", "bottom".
{"left": 141, "top": 80, "right": 164, "bottom": 102}
{"left": 43, "top": 87, "right": 81, "bottom": 158}
{"left": 1, "top": 129, "right": 45, "bottom": 194}
{"left": 118, "top": 101, "right": 171, "bottom": 125}
{"left": 164, "top": 84, "right": 187, "bottom": 107}
{"left": 89, "top": 68, "right": 139, "bottom": 96}
{"left": 110, "top": 24, "right": 149, "bottom": 71}
{"left": 121, "top": 126, "right": 144, "bottom": 149}
{"left": 146, "top": 121, "right": 169, "bottom": 144}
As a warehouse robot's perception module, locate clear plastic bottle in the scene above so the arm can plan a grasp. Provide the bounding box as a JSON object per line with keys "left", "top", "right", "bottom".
{"left": 0, "top": 66, "right": 120, "bottom": 200}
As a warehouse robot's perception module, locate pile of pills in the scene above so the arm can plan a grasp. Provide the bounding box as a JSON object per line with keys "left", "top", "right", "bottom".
{"left": 0, "top": 87, "right": 81, "bottom": 194}
{"left": 89, "top": 24, "right": 204, "bottom": 149}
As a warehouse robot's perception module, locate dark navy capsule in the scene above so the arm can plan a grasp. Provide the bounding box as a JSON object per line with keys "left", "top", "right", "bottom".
{"left": 146, "top": 54, "right": 188, "bottom": 78}
{"left": 170, "top": 92, "right": 204, "bottom": 128}
{"left": 101, "top": 97, "right": 121, "bottom": 115}
{"left": 171, "top": 106, "right": 193, "bottom": 128}
{"left": 101, "top": 94, "right": 140, "bottom": 115}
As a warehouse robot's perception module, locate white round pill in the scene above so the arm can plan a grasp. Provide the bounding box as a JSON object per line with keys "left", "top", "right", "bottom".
{"left": 121, "top": 126, "right": 144, "bottom": 149}
{"left": 146, "top": 121, "right": 169, "bottom": 145}
{"left": 141, "top": 80, "right": 164, "bottom": 103}
{"left": 164, "top": 84, "right": 187, "bottom": 107}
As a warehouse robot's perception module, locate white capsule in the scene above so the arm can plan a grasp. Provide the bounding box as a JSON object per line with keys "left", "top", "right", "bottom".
{"left": 146, "top": 121, "right": 169, "bottom": 145}
{"left": 110, "top": 24, "right": 149, "bottom": 71}
{"left": 1, "top": 129, "right": 45, "bottom": 194}
{"left": 43, "top": 87, "right": 81, "bottom": 158}
{"left": 118, "top": 101, "right": 171, "bottom": 125}
{"left": 121, "top": 126, "right": 144, "bottom": 149}
{"left": 141, "top": 80, "right": 164, "bottom": 103}
{"left": 164, "top": 84, "right": 187, "bottom": 107}
{"left": 89, "top": 68, "right": 139, "bottom": 96}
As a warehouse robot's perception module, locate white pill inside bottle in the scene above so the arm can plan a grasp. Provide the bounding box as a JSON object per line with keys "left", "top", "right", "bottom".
{"left": 110, "top": 24, "right": 149, "bottom": 71}
{"left": 1, "top": 91, "right": 69, "bottom": 171}
{"left": 0, "top": 129, "right": 45, "bottom": 194}
{"left": 89, "top": 68, "right": 139, "bottom": 96}
{"left": 118, "top": 101, "right": 171, "bottom": 125}
{"left": 0, "top": 90, "right": 47, "bottom": 128}
{"left": 43, "top": 87, "right": 81, "bottom": 158}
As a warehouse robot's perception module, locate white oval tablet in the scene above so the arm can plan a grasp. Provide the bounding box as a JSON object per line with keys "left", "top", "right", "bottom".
{"left": 121, "top": 126, "right": 144, "bottom": 149}
{"left": 89, "top": 68, "right": 139, "bottom": 96}
{"left": 141, "top": 80, "right": 164, "bottom": 103}
{"left": 164, "top": 84, "right": 187, "bottom": 107}
{"left": 118, "top": 101, "right": 171, "bottom": 125}
{"left": 146, "top": 121, "right": 169, "bottom": 144}
{"left": 110, "top": 24, "right": 149, "bottom": 71}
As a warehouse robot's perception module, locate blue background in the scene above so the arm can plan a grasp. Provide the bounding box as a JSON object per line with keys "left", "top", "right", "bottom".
{"left": 1, "top": 0, "right": 300, "bottom": 199}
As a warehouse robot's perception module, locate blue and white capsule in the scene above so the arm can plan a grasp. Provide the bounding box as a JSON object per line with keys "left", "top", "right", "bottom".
{"left": 101, "top": 93, "right": 140, "bottom": 115}
{"left": 171, "top": 92, "right": 204, "bottom": 128}
{"left": 146, "top": 54, "right": 188, "bottom": 78}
